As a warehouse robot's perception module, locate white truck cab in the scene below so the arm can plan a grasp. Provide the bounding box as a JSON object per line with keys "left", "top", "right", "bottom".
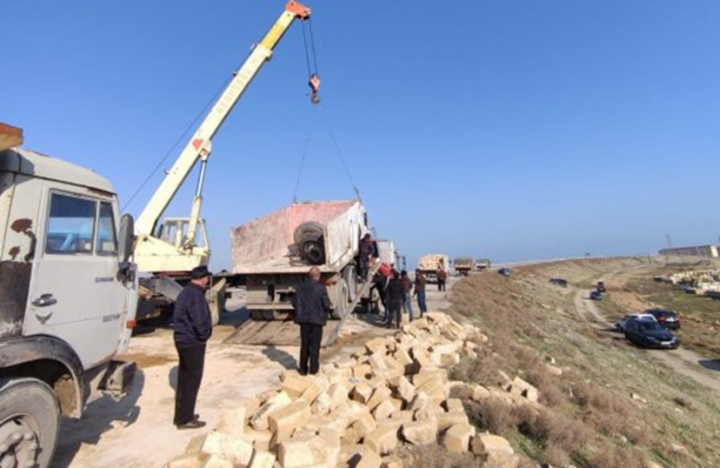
{"left": 0, "top": 147, "right": 137, "bottom": 468}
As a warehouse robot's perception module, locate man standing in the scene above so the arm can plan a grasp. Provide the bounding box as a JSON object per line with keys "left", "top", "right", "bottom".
{"left": 414, "top": 269, "right": 428, "bottom": 317}
{"left": 400, "top": 270, "right": 414, "bottom": 322}
{"left": 385, "top": 270, "right": 405, "bottom": 329}
{"left": 173, "top": 265, "right": 213, "bottom": 429}
{"left": 437, "top": 266, "right": 447, "bottom": 292}
{"left": 292, "top": 266, "right": 331, "bottom": 375}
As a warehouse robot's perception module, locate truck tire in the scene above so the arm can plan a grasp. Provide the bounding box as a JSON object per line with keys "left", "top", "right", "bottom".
{"left": 294, "top": 221, "right": 325, "bottom": 265}
{"left": 0, "top": 377, "right": 60, "bottom": 468}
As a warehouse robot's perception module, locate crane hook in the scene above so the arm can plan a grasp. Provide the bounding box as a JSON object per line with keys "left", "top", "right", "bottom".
{"left": 308, "top": 73, "right": 321, "bottom": 104}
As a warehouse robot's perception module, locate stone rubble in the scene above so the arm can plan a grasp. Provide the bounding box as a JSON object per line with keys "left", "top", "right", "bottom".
{"left": 165, "top": 311, "right": 530, "bottom": 468}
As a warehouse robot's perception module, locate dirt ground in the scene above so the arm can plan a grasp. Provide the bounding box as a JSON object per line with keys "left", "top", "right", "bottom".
{"left": 55, "top": 282, "right": 454, "bottom": 468}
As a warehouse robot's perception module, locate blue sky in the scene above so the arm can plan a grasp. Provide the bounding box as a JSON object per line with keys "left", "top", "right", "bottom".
{"left": 5, "top": 1, "right": 720, "bottom": 269}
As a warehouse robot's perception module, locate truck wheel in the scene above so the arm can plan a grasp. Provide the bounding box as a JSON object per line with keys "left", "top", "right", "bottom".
{"left": 294, "top": 221, "right": 325, "bottom": 265}
{"left": 0, "top": 378, "right": 60, "bottom": 468}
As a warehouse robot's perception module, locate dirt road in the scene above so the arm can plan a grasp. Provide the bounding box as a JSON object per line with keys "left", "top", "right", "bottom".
{"left": 56, "top": 282, "right": 454, "bottom": 468}
{"left": 574, "top": 287, "right": 720, "bottom": 393}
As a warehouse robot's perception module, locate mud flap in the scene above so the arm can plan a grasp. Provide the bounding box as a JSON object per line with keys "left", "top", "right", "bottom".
{"left": 98, "top": 360, "right": 137, "bottom": 396}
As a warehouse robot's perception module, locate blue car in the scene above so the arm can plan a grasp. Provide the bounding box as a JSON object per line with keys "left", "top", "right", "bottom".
{"left": 589, "top": 290, "right": 603, "bottom": 300}
{"left": 624, "top": 318, "right": 679, "bottom": 349}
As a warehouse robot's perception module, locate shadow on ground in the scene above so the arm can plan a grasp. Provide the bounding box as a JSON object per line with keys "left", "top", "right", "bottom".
{"left": 699, "top": 359, "right": 720, "bottom": 372}
{"left": 53, "top": 371, "right": 144, "bottom": 468}
{"left": 262, "top": 345, "right": 298, "bottom": 370}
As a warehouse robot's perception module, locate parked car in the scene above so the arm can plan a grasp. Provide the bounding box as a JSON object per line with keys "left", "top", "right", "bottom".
{"left": 550, "top": 278, "right": 568, "bottom": 287}
{"left": 589, "top": 290, "right": 603, "bottom": 300}
{"left": 597, "top": 281, "right": 607, "bottom": 293}
{"left": 624, "top": 318, "right": 679, "bottom": 349}
{"left": 645, "top": 308, "right": 681, "bottom": 330}
{"left": 614, "top": 313, "right": 657, "bottom": 332}
{"left": 498, "top": 268, "right": 512, "bottom": 277}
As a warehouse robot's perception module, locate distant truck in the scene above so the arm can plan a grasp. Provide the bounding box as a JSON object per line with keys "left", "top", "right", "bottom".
{"left": 377, "top": 239, "right": 406, "bottom": 271}
{"left": 475, "top": 258, "right": 492, "bottom": 271}
{"left": 417, "top": 254, "right": 451, "bottom": 284}
{"left": 228, "top": 200, "right": 377, "bottom": 345}
{"left": 454, "top": 257, "right": 476, "bottom": 276}
{"left": 1, "top": 131, "right": 137, "bottom": 468}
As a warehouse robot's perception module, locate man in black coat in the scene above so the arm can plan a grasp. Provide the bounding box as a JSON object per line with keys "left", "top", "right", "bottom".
{"left": 292, "top": 266, "right": 332, "bottom": 375}
{"left": 385, "top": 269, "right": 405, "bottom": 329}
{"left": 173, "top": 265, "right": 213, "bottom": 429}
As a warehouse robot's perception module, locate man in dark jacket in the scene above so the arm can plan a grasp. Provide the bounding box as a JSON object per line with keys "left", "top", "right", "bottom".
{"left": 385, "top": 269, "right": 405, "bottom": 329}
{"left": 414, "top": 269, "right": 428, "bottom": 317}
{"left": 292, "top": 266, "right": 332, "bottom": 375}
{"left": 358, "top": 233, "right": 375, "bottom": 282}
{"left": 173, "top": 265, "right": 213, "bottom": 429}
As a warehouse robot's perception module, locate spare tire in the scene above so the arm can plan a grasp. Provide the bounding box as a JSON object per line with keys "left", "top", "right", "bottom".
{"left": 294, "top": 221, "right": 326, "bottom": 265}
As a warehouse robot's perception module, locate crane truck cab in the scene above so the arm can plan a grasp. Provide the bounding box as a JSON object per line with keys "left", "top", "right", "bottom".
{"left": 0, "top": 142, "right": 137, "bottom": 468}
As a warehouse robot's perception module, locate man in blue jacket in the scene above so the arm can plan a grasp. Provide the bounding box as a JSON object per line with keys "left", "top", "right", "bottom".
{"left": 173, "top": 265, "right": 213, "bottom": 429}
{"left": 292, "top": 266, "right": 332, "bottom": 375}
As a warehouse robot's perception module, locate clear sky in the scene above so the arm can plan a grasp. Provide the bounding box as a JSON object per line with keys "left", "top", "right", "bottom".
{"left": 5, "top": 1, "right": 720, "bottom": 269}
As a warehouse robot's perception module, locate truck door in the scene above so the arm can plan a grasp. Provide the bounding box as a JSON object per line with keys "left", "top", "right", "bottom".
{"left": 25, "top": 188, "right": 128, "bottom": 369}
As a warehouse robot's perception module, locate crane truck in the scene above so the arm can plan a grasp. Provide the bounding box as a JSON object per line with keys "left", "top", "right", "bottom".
{"left": 0, "top": 124, "right": 137, "bottom": 468}
{"left": 132, "top": 1, "right": 313, "bottom": 326}
{"left": 0, "top": 3, "right": 315, "bottom": 466}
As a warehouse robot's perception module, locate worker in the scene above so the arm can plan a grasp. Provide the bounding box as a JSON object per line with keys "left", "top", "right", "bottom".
{"left": 358, "top": 233, "right": 375, "bottom": 282}
{"left": 437, "top": 266, "right": 447, "bottom": 292}
{"left": 371, "top": 271, "right": 388, "bottom": 318}
{"left": 400, "top": 270, "right": 414, "bottom": 322}
{"left": 173, "top": 265, "right": 213, "bottom": 430}
{"left": 385, "top": 269, "right": 405, "bottom": 329}
{"left": 292, "top": 266, "right": 331, "bottom": 375}
{"left": 414, "top": 269, "right": 428, "bottom": 317}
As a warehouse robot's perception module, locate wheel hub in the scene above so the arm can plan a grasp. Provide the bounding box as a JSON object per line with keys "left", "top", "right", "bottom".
{"left": 0, "top": 419, "right": 39, "bottom": 468}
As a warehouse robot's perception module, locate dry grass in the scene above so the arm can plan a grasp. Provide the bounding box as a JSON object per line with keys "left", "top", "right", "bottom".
{"left": 394, "top": 444, "right": 482, "bottom": 468}
{"left": 590, "top": 443, "right": 648, "bottom": 468}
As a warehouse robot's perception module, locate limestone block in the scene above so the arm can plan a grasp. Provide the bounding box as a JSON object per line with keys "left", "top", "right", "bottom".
{"left": 215, "top": 408, "right": 245, "bottom": 439}
{"left": 248, "top": 449, "right": 275, "bottom": 468}
{"left": 201, "top": 455, "right": 233, "bottom": 468}
{"left": 369, "top": 354, "right": 388, "bottom": 371}
{"left": 327, "top": 382, "right": 349, "bottom": 411}
{"left": 436, "top": 411, "right": 469, "bottom": 431}
{"left": 413, "top": 369, "right": 448, "bottom": 389}
{"left": 401, "top": 419, "right": 438, "bottom": 446}
{"left": 166, "top": 455, "right": 203, "bottom": 468}
{"left": 364, "top": 423, "right": 399, "bottom": 455}
{"left": 470, "top": 433, "right": 519, "bottom": 468}
{"left": 392, "top": 348, "right": 413, "bottom": 373}
{"left": 250, "top": 391, "right": 292, "bottom": 430}
{"left": 439, "top": 352, "right": 460, "bottom": 367}
{"left": 312, "top": 392, "right": 332, "bottom": 416}
{"left": 416, "top": 379, "right": 449, "bottom": 405}
{"left": 545, "top": 364, "right": 563, "bottom": 376}
{"left": 343, "top": 412, "right": 377, "bottom": 444}
{"left": 299, "top": 382, "right": 324, "bottom": 405}
{"left": 381, "top": 455, "right": 404, "bottom": 468}
{"left": 445, "top": 398, "right": 464, "bottom": 413}
{"left": 442, "top": 423, "right": 475, "bottom": 453}
{"left": 372, "top": 399, "right": 396, "bottom": 421}
{"left": 242, "top": 428, "right": 272, "bottom": 452}
{"left": 391, "top": 376, "right": 415, "bottom": 403}
{"left": 279, "top": 434, "right": 327, "bottom": 468}
{"left": 352, "top": 382, "right": 374, "bottom": 404}
{"left": 365, "top": 376, "right": 388, "bottom": 389}
{"left": 183, "top": 434, "right": 207, "bottom": 456}
{"left": 390, "top": 410, "right": 413, "bottom": 424}
{"left": 201, "top": 431, "right": 254, "bottom": 467}
{"left": 340, "top": 445, "right": 383, "bottom": 468}
{"left": 506, "top": 377, "right": 539, "bottom": 403}
{"left": 306, "top": 415, "right": 347, "bottom": 434}
{"left": 353, "top": 364, "right": 373, "bottom": 379}
{"left": 281, "top": 374, "right": 314, "bottom": 399}
{"left": 268, "top": 400, "right": 310, "bottom": 441}
{"left": 389, "top": 398, "right": 403, "bottom": 413}
{"left": 365, "top": 337, "right": 391, "bottom": 355}
{"left": 471, "top": 384, "right": 491, "bottom": 402}
{"left": 331, "top": 400, "right": 368, "bottom": 429}
{"left": 318, "top": 427, "right": 341, "bottom": 468}
{"left": 366, "top": 386, "right": 393, "bottom": 411}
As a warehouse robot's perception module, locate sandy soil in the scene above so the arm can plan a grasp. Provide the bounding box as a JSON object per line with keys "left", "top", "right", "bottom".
{"left": 56, "top": 282, "right": 454, "bottom": 468}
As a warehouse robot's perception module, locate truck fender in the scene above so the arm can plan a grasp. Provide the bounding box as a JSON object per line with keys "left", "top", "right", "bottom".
{"left": 0, "top": 335, "right": 86, "bottom": 418}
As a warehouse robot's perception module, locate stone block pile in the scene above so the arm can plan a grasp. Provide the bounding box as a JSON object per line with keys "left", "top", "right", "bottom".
{"left": 166, "top": 312, "right": 529, "bottom": 468}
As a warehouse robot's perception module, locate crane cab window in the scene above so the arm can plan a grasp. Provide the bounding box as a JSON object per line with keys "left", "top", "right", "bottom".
{"left": 45, "top": 194, "right": 96, "bottom": 254}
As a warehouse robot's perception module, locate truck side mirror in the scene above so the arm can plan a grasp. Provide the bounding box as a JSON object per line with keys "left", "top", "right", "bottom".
{"left": 118, "top": 214, "right": 135, "bottom": 265}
